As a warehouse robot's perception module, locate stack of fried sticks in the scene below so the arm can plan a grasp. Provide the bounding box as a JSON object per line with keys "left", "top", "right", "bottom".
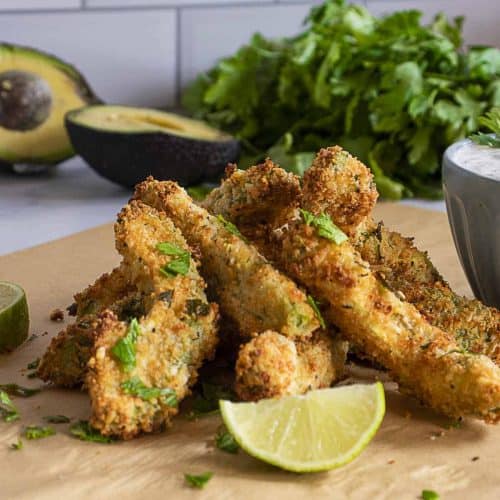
{"left": 38, "top": 146, "right": 500, "bottom": 439}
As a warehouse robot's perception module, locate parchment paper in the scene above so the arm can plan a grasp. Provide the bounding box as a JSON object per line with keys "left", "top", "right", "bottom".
{"left": 0, "top": 204, "right": 498, "bottom": 500}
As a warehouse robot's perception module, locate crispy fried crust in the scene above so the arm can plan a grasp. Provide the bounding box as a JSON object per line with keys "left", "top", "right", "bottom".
{"left": 301, "top": 146, "right": 378, "bottom": 236}
{"left": 87, "top": 202, "right": 219, "bottom": 439}
{"left": 134, "top": 178, "right": 318, "bottom": 340}
{"left": 37, "top": 266, "right": 141, "bottom": 387}
{"left": 235, "top": 330, "right": 347, "bottom": 401}
{"left": 303, "top": 146, "right": 500, "bottom": 364}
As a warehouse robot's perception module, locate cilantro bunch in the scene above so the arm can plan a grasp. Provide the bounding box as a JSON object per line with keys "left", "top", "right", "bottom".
{"left": 182, "top": 0, "right": 500, "bottom": 199}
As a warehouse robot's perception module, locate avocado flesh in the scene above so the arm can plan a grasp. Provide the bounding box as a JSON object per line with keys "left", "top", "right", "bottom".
{"left": 69, "top": 105, "right": 233, "bottom": 142}
{"left": 0, "top": 44, "right": 98, "bottom": 164}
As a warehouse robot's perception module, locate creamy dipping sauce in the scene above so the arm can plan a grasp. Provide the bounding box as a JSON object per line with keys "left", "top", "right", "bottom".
{"left": 452, "top": 140, "right": 500, "bottom": 181}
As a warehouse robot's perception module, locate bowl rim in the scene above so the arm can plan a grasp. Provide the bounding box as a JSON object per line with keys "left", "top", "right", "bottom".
{"left": 443, "top": 137, "right": 500, "bottom": 185}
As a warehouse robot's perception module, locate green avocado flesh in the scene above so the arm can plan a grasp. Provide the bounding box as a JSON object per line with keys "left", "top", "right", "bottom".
{"left": 0, "top": 43, "right": 99, "bottom": 164}
{"left": 67, "top": 105, "right": 233, "bottom": 141}
{"left": 65, "top": 105, "right": 240, "bottom": 188}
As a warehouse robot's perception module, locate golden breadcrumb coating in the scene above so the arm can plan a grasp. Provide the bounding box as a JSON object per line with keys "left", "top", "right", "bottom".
{"left": 235, "top": 330, "right": 347, "bottom": 401}
{"left": 303, "top": 146, "right": 500, "bottom": 364}
{"left": 134, "top": 178, "right": 318, "bottom": 340}
{"left": 87, "top": 201, "right": 218, "bottom": 439}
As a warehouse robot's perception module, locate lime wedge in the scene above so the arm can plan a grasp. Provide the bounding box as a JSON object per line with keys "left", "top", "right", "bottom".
{"left": 0, "top": 281, "right": 29, "bottom": 352}
{"left": 220, "top": 382, "right": 385, "bottom": 473}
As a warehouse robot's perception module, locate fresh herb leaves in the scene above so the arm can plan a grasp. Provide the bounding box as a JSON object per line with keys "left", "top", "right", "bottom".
{"left": 215, "top": 427, "right": 239, "bottom": 454}
{"left": 44, "top": 415, "right": 71, "bottom": 424}
{"left": 27, "top": 359, "right": 40, "bottom": 370}
{"left": 121, "top": 377, "right": 178, "bottom": 407}
{"left": 307, "top": 295, "right": 326, "bottom": 329}
{"left": 187, "top": 382, "right": 234, "bottom": 419}
{"left": 0, "top": 391, "right": 19, "bottom": 422}
{"left": 10, "top": 438, "right": 23, "bottom": 450}
{"left": 157, "top": 242, "right": 191, "bottom": 277}
{"left": 184, "top": 472, "right": 213, "bottom": 489}
{"left": 0, "top": 384, "right": 40, "bottom": 397}
{"left": 470, "top": 107, "right": 500, "bottom": 147}
{"left": 23, "top": 426, "right": 55, "bottom": 440}
{"left": 183, "top": 0, "right": 500, "bottom": 199}
{"left": 187, "top": 185, "right": 214, "bottom": 201}
{"left": 111, "top": 318, "right": 140, "bottom": 371}
{"left": 70, "top": 420, "right": 114, "bottom": 443}
{"left": 422, "top": 490, "right": 440, "bottom": 500}
{"left": 217, "top": 215, "right": 247, "bottom": 242}
{"left": 300, "top": 209, "right": 348, "bottom": 245}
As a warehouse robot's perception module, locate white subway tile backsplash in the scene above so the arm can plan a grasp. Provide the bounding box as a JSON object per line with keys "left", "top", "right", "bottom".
{"left": 0, "top": 0, "right": 80, "bottom": 10}
{"left": 0, "top": 9, "right": 177, "bottom": 106}
{"left": 367, "top": 0, "right": 500, "bottom": 47}
{"left": 180, "top": 3, "right": 314, "bottom": 88}
{"left": 87, "top": 0, "right": 271, "bottom": 7}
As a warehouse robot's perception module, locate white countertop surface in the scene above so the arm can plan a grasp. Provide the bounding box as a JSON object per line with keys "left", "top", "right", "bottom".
{"left": 0, "top": 158, "right": 446, "bottom": 257}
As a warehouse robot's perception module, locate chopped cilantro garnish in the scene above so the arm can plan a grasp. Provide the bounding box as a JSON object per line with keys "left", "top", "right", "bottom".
{"left": 187, "top": 184, "right": 213, "bottom": 201}
{"left": 111, "top": 318, "right": 140, "bottom": 371}
{"left": 23, "top": 425, "right": 55, "bottom": 440}
{"left": 10, "top": 438, "right": 23, "bottom": 450}
{"left": 0, "top": 384, "right": 40, "bottom": 397}
{"left": 27, "top": 358, "right": 40, "bottom": 370}
{"left": 300, "top": 209, "right": 348, "bottom": 244}
{"left": 157, "top": 241, "right": 191, "bottom": 277}
{"left": 215, "top": 427, "right": 239, "bottom": 454}
{"left": 307, "top": 295, "right": 326, "bottom": 329}
{"left": 186, "top": 382, "right": 234, "bottom": 419}
{"left": 217, "top": 214, "right": 247, "bottom": 242}
{"left": 184, "top": 472, "right": 213, "bottom": 489}
{"left": 70, "top": 420, "right": 114, "bottom": 443}
{"left": 156, "top": 242, "right": 188, "bottom": 257}
{"left": 44, "top": 415, "right": 70, "bottom": 424}
{"left": 422, "top": 490, "right": 440, "bottom": 500}
{"left": 0, "top": 390, "right": 20, "bottom": 422}
{"left": 121, "top": 377, "right": 177, "bottom": 407}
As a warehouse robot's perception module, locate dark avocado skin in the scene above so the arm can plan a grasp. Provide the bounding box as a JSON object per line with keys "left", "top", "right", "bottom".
{"left": 65, "top": 117, "right": 240, "bottom": 187}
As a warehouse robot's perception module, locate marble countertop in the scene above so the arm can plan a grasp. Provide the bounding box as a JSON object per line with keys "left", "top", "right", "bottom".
{"left": 0, "top": 158, "right": 446, "bottom": 256}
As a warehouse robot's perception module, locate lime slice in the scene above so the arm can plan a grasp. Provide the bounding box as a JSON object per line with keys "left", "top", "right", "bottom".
{"left": 0, "top": 281, "right": 29, "bottom": 352}
{"left": 220, "top": 382, "right": 385, "bottom": 473}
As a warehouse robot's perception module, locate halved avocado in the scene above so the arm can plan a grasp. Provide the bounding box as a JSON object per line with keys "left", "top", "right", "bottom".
{"left": 65, "top": 105, "right": 240, "bottom": 187}
{"left": 0, "top": 43, "right": 99, "bottom": 165}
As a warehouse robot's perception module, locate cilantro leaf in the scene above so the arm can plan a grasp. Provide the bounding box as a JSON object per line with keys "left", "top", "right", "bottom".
{"left": 157, "top": 241, "right": 191, "bottom": 277}
{"left": 184, "top": 472, "right": 213, "bottom": 489}
{"left": 300, "top": 209, "right": 348, "bottom": 244}
{"left": 10, "top": 438, "right": 23, "bottom": 450}
{"left": 470, "top": 107, "right": 500, "bottom": 147}
{"left": 156, "top": 242, "right": 188, "bottom": 257}
{"left": 23, "top": 425, "right": 55, "bottom": 440}
{"left": 111, "top": 318, "right": 140, "bottom": 371}
{"left": 215, "top": 427, "right": 239, "bottom": 454}
{"left": 422, "top": 490, "right": 440, "bottom": 500}
{"left": 69, "top": 420, "right": 114, "bottom": 443}
{"left": 44, "top": 415, "right": 71, "bottom": 424}
{"left": 121, "top": 377, "right": 177, "bottom": 407}
{"left": 0, "top": 384, "right": 40, "bottom": 397}
{"left": 217, "top": 214, "right": 247, "bottom": 242}
{"left": 0, "top": 391, "right": 19, "bottom": 422}
{"left": 27, "top": 358, "right": 40, "bottom": 370}
{"left": 187, "top": 185, "right": 214, "bottom": 201}
{"left": 306, "top": 295, "right": 326, "bottom": 329}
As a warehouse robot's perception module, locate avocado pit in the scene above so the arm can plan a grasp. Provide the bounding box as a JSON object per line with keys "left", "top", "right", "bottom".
{"left": 0, "top": 70, "right": 53, "bottom": 131}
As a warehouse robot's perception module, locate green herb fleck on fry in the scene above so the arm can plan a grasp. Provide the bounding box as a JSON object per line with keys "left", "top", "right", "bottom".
{"left": 215, "top": 427, "right": 239, "bottom": 454}
{"left": 217, "top": 214, "right": 248, "bottom": 242}
{"left": 111, "top": 317, "right": 140, "bottom": 371}
{"left": 300, "top": 210, "right": 348, "bottom": 245}
{"left": 121, "top": 377, "right": 177, "bottom": 407}
{"left": 0, "top": 390, "right": 20, "bottom": 422}
{"left": 23, "top": 426, "right": 55, "bottom": 440}
{"left": 184, "top": 472, "right": 213, "bottom": 489}
{"left": 307, "top": 295, "right": 326, "bottom": 329}
{"left": 69, "top": 420, "right": 114, "bottom": 443}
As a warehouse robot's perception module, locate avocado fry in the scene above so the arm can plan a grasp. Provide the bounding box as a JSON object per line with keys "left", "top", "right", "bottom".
{"left": 204, "top": 160, "right": 500, "bottom": 422}
{"left": 303, "top": 146, "right": 500, "bottom": 365}
{"left": 37, "top": 266, "right": 142, "bottom": 387}
{"left": 87, "top": 201, "right": 218, "bottom": 438}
